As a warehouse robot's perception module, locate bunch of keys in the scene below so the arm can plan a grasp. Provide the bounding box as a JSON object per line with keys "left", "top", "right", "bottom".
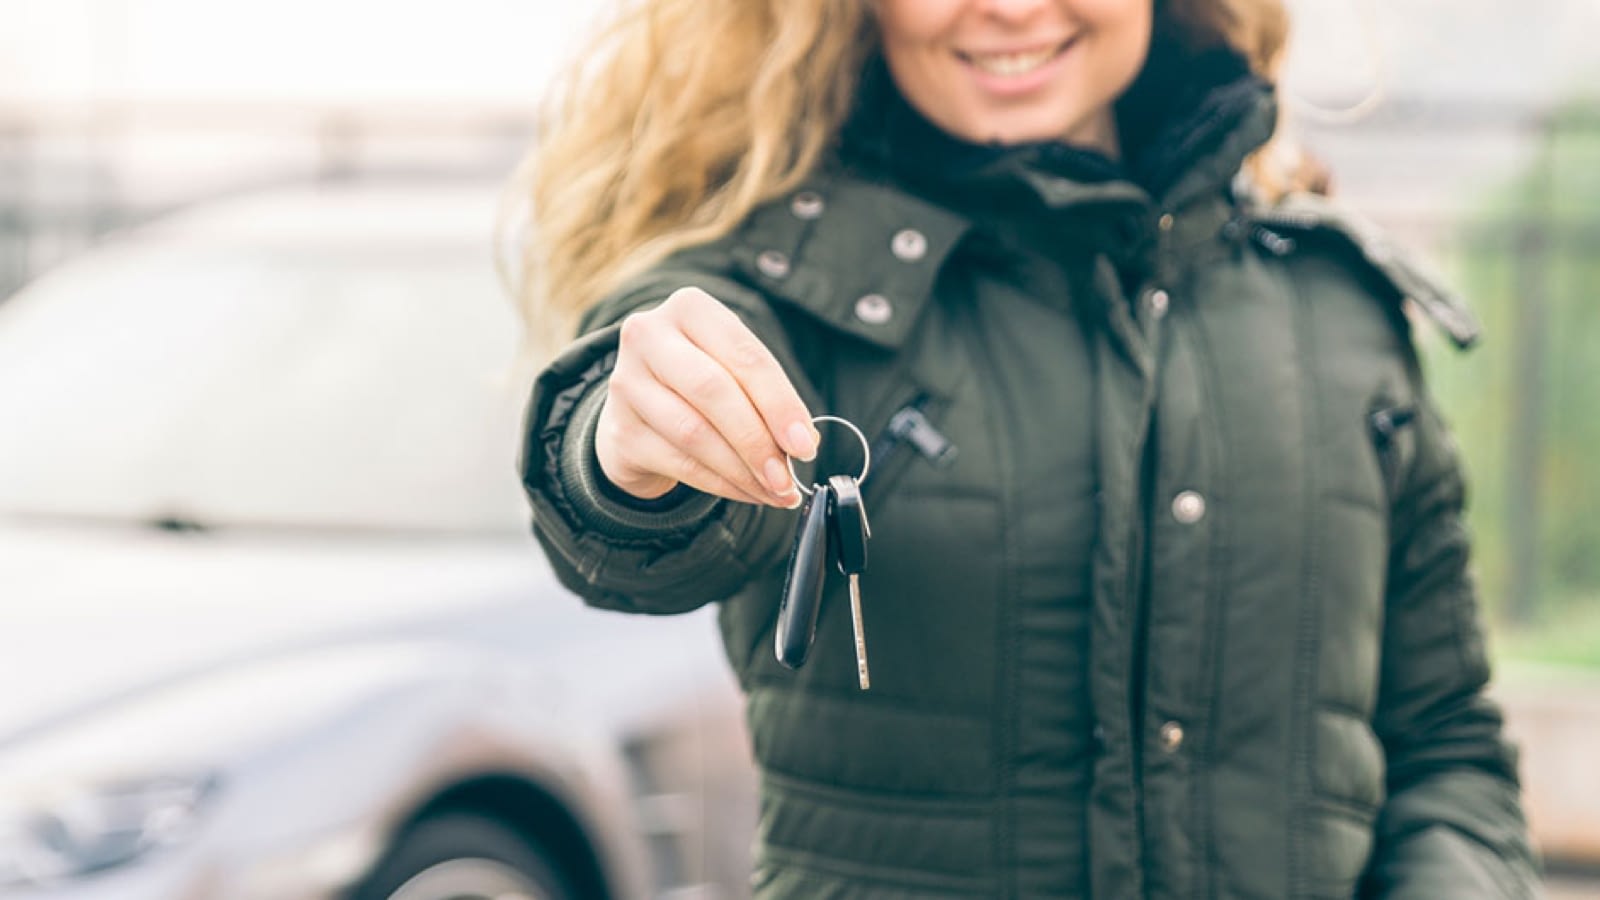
{"left": 774, "top": 416, "right": 873, "bottom": 690}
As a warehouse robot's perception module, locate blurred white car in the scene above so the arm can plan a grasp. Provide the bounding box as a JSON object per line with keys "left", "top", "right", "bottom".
{"left": 0, "top": 181, "right": 758, "bottom": 900}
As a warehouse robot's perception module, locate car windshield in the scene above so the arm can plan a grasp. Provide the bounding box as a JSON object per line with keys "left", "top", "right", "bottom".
{"left": 0, "top": 196, "right": 533, "bottom": 535}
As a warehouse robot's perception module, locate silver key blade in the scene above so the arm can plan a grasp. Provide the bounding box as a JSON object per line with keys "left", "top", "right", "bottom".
{"left": 849, "top": 573, "right": 870, "bottom": 690}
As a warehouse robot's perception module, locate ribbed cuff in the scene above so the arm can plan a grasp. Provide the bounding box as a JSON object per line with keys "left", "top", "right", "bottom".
{"left": 555, "top": 381, "right": 722, "bottom": 540}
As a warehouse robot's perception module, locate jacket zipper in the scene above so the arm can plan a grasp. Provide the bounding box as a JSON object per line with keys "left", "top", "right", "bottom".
{"left": 862, "top": 394, "right": 958, "bottom": 499}
{"left": 1368, "top": 404, "right": 1416, "bottom": 503}
{"left": 1369, "top": 405, "right": 1416, "bottom": 444}
{"left": 1127, "top": 403, "right": 1159, "bottom": 881}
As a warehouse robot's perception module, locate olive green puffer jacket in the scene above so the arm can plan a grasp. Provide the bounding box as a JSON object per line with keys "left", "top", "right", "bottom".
{"left": 520, "top": 72, "right": 1538, "bottom": 899}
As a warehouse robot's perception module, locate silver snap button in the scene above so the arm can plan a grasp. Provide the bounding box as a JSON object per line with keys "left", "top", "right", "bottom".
{"left": 1147, "top": 288, "right": 1170, "bottom": 319}
{"left": 1158, "top": 213, "right": 1176, "bottom": 232}
{"left": 891, "top": 228, "right": 928, "bottom": 262}
{"left": 1159, "top": 720, "right": 1185, "bottom": 752}
{"left": 756, "top": 250, "right": 791, "bottom": 280}
{"left": 854, "top": 293, "right": 893, "bottom": 325}
{"left": 1172, "top": 490, "right": 1206, "bottom": 524}
{"left": 790, "top": 191, "right": 825, "bottom": 220}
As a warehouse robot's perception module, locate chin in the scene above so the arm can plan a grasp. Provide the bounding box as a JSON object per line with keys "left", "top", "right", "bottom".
{"left": 981, "top": 127, "right": 1064, "bottom": 146}
{"left": 950, "top": 101, "right": 1101, "bottom": 149}
{"left": 972, "top": 117, "right": 1080, "bottom": 147}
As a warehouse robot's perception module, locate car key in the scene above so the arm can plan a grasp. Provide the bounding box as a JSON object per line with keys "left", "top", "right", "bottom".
{"left": 828, "top": 474, "right": 871, "bottom": 690}
{"left": 775, "top": 481, "right": 832, "bottom": 669}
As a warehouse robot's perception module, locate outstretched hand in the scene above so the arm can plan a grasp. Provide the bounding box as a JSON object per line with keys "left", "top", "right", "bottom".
{"left": 595, "top": 287, "right": 820, "bottom": 508}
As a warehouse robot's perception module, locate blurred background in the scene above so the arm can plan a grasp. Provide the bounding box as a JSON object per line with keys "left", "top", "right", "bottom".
{"left": 0, "top": 0, "right": 1596, "bottom": 898}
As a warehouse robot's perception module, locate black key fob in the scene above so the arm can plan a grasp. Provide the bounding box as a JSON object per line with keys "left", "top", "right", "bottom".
{"left": 828, "top": 474, "right": 869, "bottom": 576}
{"left": 775, "top": 483, "right": 831, "bottom": 669}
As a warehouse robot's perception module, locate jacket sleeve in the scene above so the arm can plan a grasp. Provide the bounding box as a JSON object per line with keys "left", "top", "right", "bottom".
{"left": 1361, "top": 389, "right": 1542, "bottom": 898}
{"left": 518, "top": 268, "right": 822, "bottom": 616}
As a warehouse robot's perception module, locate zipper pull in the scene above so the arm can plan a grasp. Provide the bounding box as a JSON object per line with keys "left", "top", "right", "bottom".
{"left": 1368, "top": 405, "right": 1417, "bottom": 448}
{"left": 885, "top": 406, "right": 959, "bottom": 468}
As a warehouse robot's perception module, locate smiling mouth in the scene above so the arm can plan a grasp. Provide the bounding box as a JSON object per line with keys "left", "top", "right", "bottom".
{"left": 957, "top": 38, "right": 1077, "bottom": 78}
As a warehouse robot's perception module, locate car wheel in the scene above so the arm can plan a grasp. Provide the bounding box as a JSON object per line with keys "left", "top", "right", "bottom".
{"left": 355, "top": 812, "right": 576, "bottom": 900}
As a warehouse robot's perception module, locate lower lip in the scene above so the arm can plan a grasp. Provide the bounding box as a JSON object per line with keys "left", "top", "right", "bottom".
{"left": 960, "top": 40, "right": 1076, "bottom": 98}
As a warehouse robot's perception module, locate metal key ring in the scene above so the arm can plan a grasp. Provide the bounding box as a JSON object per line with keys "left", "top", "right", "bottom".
{"left": 787, "top": 415, "right": 872, "bottom": 497}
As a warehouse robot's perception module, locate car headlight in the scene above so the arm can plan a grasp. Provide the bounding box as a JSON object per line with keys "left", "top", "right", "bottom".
{"left": 0, "top": 772, "right": 220, "bottom": 888}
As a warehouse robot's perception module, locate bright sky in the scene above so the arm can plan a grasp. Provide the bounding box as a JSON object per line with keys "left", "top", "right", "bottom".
{"left": 2, "top": 0, "right": 1596, "bottom": 108}
{"left": 2, "top": 0, "right": 1595, "bottom": 236}
{"left": 0, "top": 0, "right": 607, "bottom": 104}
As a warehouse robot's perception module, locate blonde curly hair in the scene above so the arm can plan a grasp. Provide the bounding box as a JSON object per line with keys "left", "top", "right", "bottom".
{"left": 510, "top": 0, "right": 1299, "bottom": 353}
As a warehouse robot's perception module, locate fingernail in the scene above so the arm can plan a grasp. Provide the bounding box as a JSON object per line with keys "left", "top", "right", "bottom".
{"left": 765, "top": 457, "right": 792, "bottom": 495}
{"left": 777, "top": 488, "right": 802, "bottom": 510}
{"left": 787, "top": 423, "right": 818, "bottom": 461}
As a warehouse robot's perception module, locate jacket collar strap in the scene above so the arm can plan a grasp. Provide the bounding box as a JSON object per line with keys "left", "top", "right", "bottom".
{"left": 1247, "top": 191, "right": 1482, "bottom": 350}
{"left": 728, "top": 174, "right": 971, "bottom": 352}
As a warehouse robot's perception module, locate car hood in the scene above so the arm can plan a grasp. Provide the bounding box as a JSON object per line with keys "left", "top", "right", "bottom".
{"left": 0, "top": 519, "right": 676, "bottom": 749}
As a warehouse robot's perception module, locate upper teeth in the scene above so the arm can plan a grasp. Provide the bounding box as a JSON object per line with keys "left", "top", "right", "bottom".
{"left": 968, "top": 47, "right": 1059, "bottom": 77}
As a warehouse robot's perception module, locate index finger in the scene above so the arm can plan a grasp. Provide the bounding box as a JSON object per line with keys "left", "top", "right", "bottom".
{"left": 673, "top": 295, "right": 819, "bottom": 461}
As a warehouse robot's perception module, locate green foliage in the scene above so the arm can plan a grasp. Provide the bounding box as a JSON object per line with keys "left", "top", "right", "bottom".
{"left": 1495, "top": 592, "right": 1600, "bottom": 669}
{"left": 1428, "top": 97, "right": 1600, "bottom": 662}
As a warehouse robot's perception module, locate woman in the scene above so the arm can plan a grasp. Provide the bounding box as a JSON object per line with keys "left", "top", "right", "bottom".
{"left": 515, "top": 1, "right": 1539, "bottom": 896}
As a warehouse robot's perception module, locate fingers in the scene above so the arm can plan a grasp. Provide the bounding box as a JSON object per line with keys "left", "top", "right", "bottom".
{"left": 598, "top": 408, "right": 772, "bottom": 507}
{"left": 673, "top": 292, "right": 820, "bottom": 463}
{"left": 638, "top": 331, "right": 797, "bottom": 502}
{"left": 600, "top": 287, "right": 816, "bottom": 508}
{"left": 606, "top": 371, "right": 797, "bottom": 507}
